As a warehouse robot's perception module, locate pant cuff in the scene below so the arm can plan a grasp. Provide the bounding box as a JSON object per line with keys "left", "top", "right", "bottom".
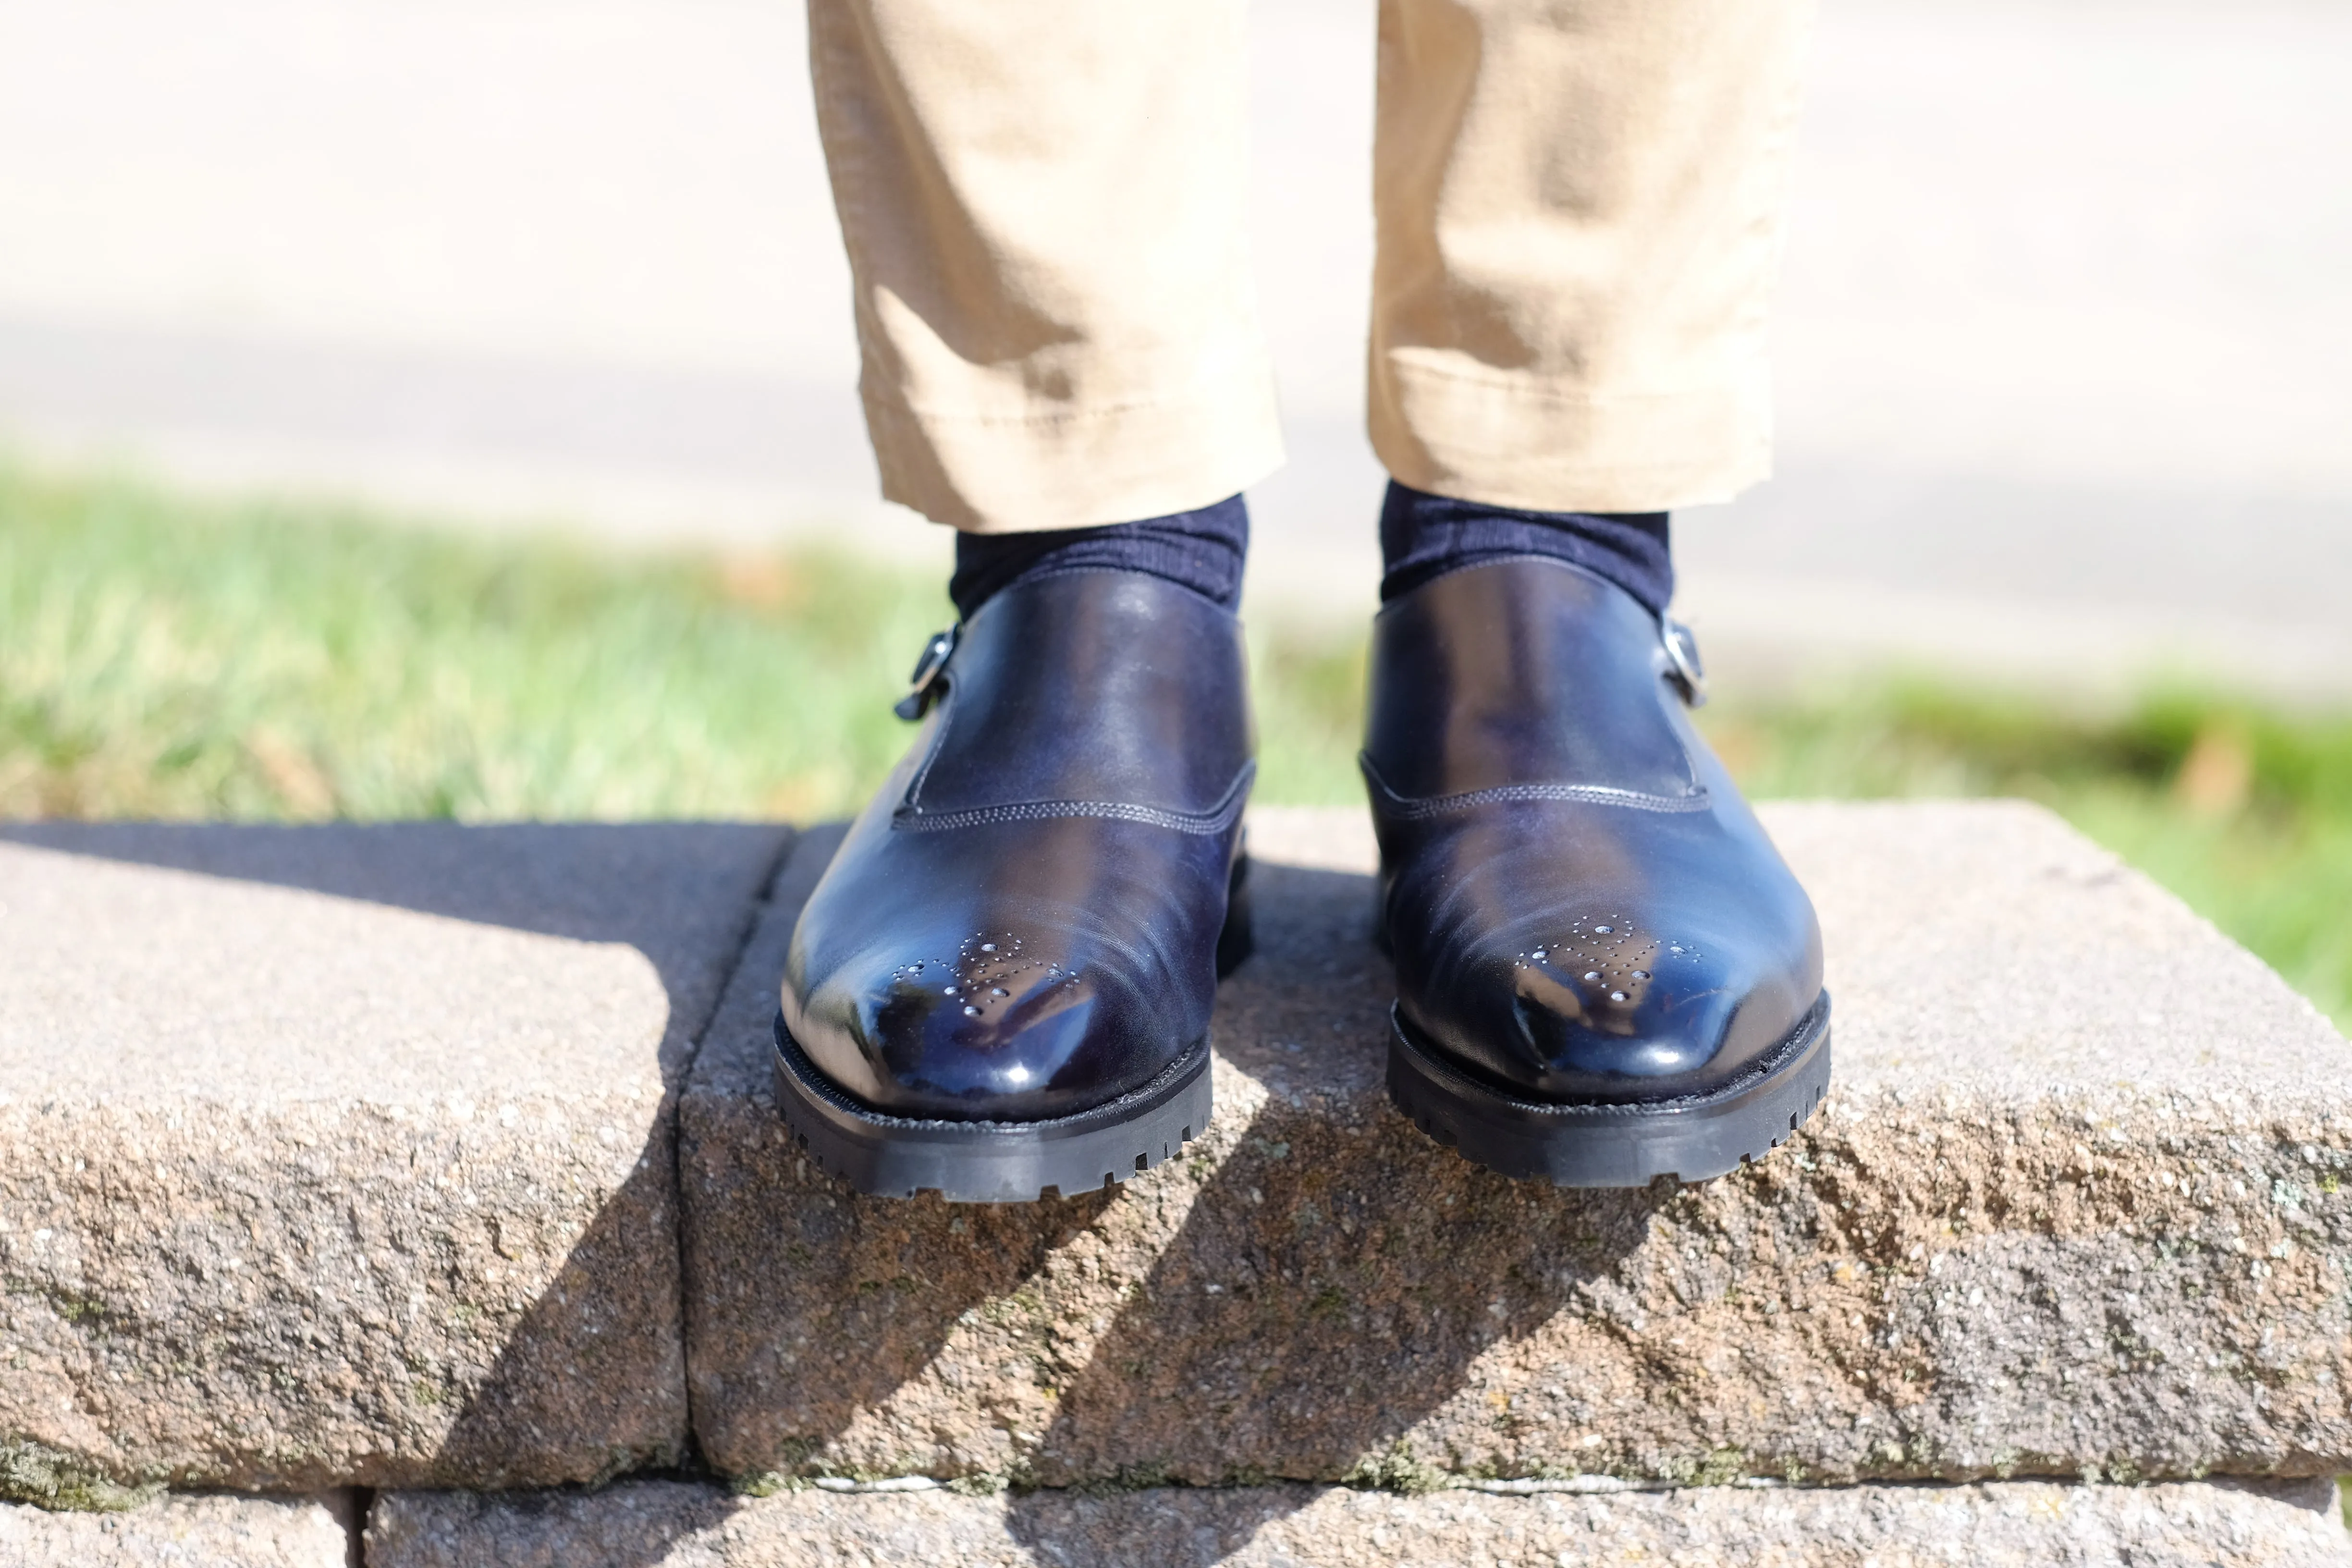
{"left": 1369, "top": 356, "right": 1774, "bottom": 514}
{"left": 863, "top": 371, "right": 1287, "bottom": 534}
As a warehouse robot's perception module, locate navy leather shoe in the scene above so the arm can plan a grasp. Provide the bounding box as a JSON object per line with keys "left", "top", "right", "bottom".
{"left": 1365, "top": 557, "right": 1829, "bottom": 1187}
{"left": 776, "top": 568, "right": 1252, "bottom": 1201}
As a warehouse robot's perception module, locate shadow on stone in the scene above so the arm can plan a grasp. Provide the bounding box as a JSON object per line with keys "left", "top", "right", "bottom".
{"left": 999, "top": 861, "right": 1667, "bottom": 1556}
{"left": 681, "top": 845, "right": 1669, "bottom": 1539}
{"left": 366, "top": 1478, "right": 747, "bottom": 1568}
{"left": 687, "top": 1175, "right": 1125, "bottom": 1473}
{"left": 1017, "top": 1104, "right": 1670, "bottom": 1482}
{"left": 1005, "top": 1484, "right": 1330, "bottom": 1568}
{"left": 426, "top": 1147, "right": 689, "bottom": 1491}
{"left": 678, "top": 824, "right": 1151, "bottom": 1484}
{"left": 0, "top": 821, "right": 789, "bottom": 1497}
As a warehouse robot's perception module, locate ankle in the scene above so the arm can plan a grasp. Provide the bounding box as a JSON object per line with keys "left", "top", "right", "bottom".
{"left": 1376, "top": 481, "right": 1672, "bottom": 615}
{"left": 949, "top": 495, "right": 1250, "bottom": 620}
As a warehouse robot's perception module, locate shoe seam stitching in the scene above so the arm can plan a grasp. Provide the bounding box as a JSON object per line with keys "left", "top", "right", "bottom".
{"left": 894, "top": 763, "right": 1255, "bottom": 836}
{"left": 1360, "top": 756, "right": 1709, "bottom": 818}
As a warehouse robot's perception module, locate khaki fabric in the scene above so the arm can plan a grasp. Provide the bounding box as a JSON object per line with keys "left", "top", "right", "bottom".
{"left": 809, "top": 0, "right": 1814, "bottom": 532}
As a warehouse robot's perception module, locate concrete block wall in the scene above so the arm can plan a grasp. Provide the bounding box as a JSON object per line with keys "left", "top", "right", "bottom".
{"left": 2, "top": 804, "right": 2348, "bottom": 1564}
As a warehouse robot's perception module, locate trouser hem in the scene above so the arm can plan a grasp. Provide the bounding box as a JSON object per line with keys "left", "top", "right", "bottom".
{"left": 1369, "top": 358, "right": 1775, "bottom": 513}
{"left": 864, "top": 372, "right": 1287, "bottom": 534}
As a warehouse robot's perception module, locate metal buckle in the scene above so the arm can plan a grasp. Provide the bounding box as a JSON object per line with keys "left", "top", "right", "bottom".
{"left": 1660, "top": 618, "right": 1707, "bottom": 708}
{"left": 892, "top": 625, "right": 959, "bottom": 721}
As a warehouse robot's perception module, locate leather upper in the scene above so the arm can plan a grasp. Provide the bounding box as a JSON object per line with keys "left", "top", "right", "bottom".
{"left": 1365, "top": 557, "right": 1823, "bottom": 1105}
{"left": 783, "top": 569, "right": 1252, "bottom": 1121}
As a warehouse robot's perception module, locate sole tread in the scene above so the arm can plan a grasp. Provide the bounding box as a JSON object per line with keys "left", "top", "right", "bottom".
{"left": 1387, "top": 993, "right": 1833, "bottom": 1188}
{"left": 773, "top": 1015, "right": 1213, "bottom": 1204}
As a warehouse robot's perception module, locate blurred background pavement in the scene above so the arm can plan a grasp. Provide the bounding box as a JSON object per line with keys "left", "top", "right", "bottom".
{"left": 1, "top": 0, "right": 2347, "bottom": 700}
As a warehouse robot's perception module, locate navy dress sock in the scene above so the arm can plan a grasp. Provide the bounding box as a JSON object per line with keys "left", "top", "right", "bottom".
{"left": 1377, "top": 481, "right": 1673, "bottom": 615}
{"left": 948, "top": 483, "right": 1666, "bottom": 621}
{"left": 949, "top": 494, "right": 1250, "bottom": 620}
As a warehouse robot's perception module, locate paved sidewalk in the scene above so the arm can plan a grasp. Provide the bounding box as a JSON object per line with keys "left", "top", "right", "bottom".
{"left": 1, "top": 0, "right": 2346, "bottom": 694}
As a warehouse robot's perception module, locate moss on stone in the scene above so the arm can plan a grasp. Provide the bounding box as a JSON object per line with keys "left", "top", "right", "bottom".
{"left": 728, "top": 1470, "right": 806, "bottom": 1498}
{"left": 1343, "top": 1441, "right": 1447, "bottom": 1496}
{"left": 0, "top": 1441, "right": 163, "bottom": 1513}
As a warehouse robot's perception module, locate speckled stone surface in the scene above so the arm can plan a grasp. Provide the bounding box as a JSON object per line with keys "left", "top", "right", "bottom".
{"left": 680, "top": 802, "right": 2352, "bottom": 1488}
{"left": 0, "top": 822, "right": 788, "bottom": 1494}
{"left": 369, "top": 1476, "right": 2352, "bottom": 1567}
{"left": 0, "top": 1491, "right": 349, "bottom": 1566}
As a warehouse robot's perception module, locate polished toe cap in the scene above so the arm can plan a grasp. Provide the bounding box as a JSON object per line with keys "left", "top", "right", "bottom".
{"left": 1474, "top": 908, "right": 1817, "bottom": 1101}
{"left": 785, "top": 926, "right": 1170, "bottom": 1121}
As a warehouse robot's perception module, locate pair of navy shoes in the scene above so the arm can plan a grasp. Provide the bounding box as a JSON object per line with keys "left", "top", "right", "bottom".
{"left": 774, "top": 557, "right": 1829, "bottom": 1202}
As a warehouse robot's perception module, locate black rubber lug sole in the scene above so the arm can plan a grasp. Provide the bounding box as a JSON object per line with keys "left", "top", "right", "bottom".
{"left": 1387, "top": 992, "right": 1832, "bottom": 1188}
{"left": 773, "top": 1019, "right": 1212, "bottom": 1203}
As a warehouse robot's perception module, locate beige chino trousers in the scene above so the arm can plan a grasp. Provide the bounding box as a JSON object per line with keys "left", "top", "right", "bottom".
{"left": 810, "top": 0, "right": 1815, "bottom": 533}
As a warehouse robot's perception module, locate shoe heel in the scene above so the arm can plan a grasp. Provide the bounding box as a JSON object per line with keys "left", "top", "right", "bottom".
{"left": 1215, "top": 854, "right": 1254, "bottom": 978}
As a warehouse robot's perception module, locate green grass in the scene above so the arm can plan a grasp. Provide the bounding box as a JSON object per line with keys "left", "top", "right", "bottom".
{"left": 0, "top": 465, "right": 945, "bottom": 821}
{"left": 0, "top": 462, "right": 1369, "bottom": 824}
{"left": 4, "top": 461, "right": 2348, "bottom": 1030}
